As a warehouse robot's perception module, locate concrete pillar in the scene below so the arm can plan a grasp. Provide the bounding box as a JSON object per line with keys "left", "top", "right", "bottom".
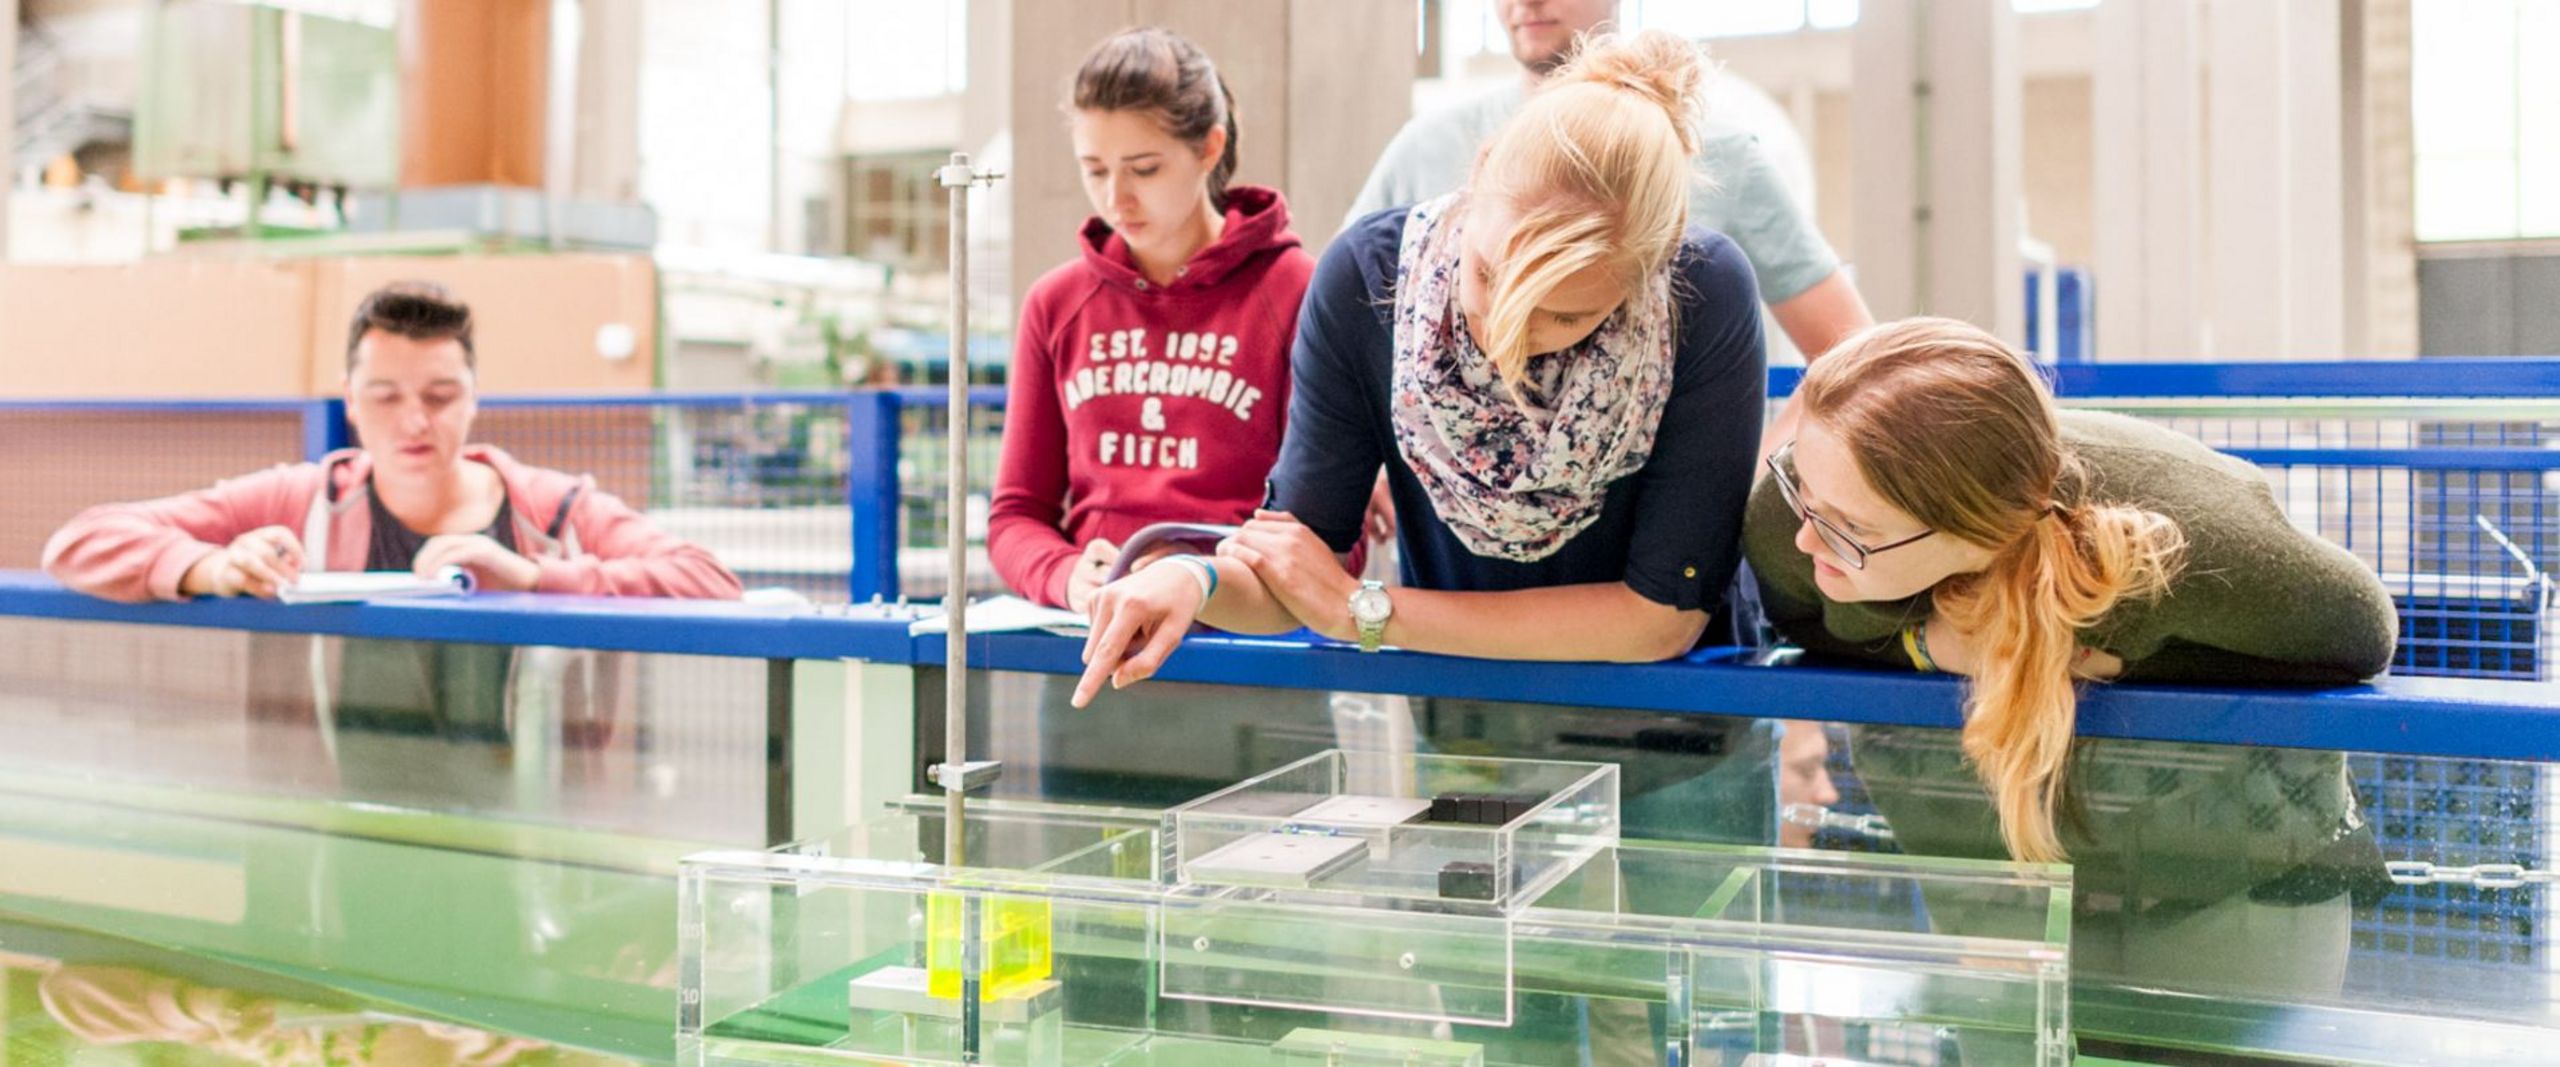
{"left": 2343, "top": 0, "right": 2418, "bottom": 358}
{"left": 572, "top": 0, "right": 643, "bottom": 202}
{"left": 1004, "top": 0, "right": 1134, "bottom": 309}
{"left": 960, "top": 0, "right": 1010, "bottom": 155}
{"left": 1851, "top": 0, "right": 2024, "bottom": 343}
{"left": 2, "top": 0, "right": 14, "bottom": 261}
{"left": 1849, "top": 0, "right": 1919, "bottom": 322}
{"left": 2091, "top": 0, "right": 2204, "bottom": 361}
{"left": 1000, "top": 0, "right": 1411, "bottom": 307}
{"left": 764, "top": 0, "right": 781, "bottom": 251}
{"left": 961, "top": 0, "right": 1013, "bottom": 311}
{"left": 2284, "top": 0, "right": 2349, "bottom": 360}
{"left": 1283, "top": 0, "right": 1416, "bottom": 250}
{"left": 2207, "top": 0, "right": 2348, "bottom": 359}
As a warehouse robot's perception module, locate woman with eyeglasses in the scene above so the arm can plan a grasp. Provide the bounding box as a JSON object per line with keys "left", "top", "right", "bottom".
{"left": 1744, "top": 317, "right": 2397, "bottom": 864}
{"left": 1745, "top": 317, "right": 2404, "bottom": 1014}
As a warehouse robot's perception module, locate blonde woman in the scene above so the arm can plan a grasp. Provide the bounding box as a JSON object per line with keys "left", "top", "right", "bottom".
{"left": 1075, "top": 30, "right": 1766, "bottom": 704}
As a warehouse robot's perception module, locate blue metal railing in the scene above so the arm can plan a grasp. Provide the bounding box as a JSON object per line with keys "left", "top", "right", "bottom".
{"left": 9, "top": 358, "right": 2555, "bottom": 626}
{"left": 0, "top": 571, "right": 2551, "bottom": 761}
{"left": 1764, "top": 358, "right": 2560, "bottom": 400}
{"left": 2, "top": 390, "right": 1008, "bottom": 604}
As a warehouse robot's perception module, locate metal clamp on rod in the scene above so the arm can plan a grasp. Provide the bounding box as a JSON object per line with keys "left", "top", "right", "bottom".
{"left": 928, "top": 760, "right": 1004, "bottom": 794}
{"left": 937, "top": 161, "right": 1005, "bottom": 190}
{"left": 1782, "top": 803, "right": 1899, "bottom": 843}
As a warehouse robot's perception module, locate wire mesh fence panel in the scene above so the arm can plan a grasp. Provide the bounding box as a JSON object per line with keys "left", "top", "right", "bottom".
{"left": 621, "top": 653, "right": 776, "bottom": 843}
{"left": 0, "top": 407, "right": 309, "bottom": 570}
{"left": 2126, "top": 409, "right": 2556, "bottom": 681}
{"left": 2352, "top": 754, "right": 2549, "bottom": 983}
{"left": 475, "top": 398, "right": 855, "bottom": 603}
{"left": 891, "top": 398, "right": 1008, "bottom": 599}
{"left": 2099, "top": 399, "right": 2559, "bottom": 992}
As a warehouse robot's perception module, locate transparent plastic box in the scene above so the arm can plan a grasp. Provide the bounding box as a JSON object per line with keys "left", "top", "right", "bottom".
{"left": 1519, "top": 843, "right": 2076, "bottom": 1066}
{"left": 680, "top": 789, "right": 2073, "bottom": 1065}
{"left": 1163, "top": 750, "right": 1620, "bottom": 909}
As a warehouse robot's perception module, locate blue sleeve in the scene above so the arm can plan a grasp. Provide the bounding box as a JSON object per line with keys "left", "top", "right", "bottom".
{"left": 1621, "top": 232, "right": 1768, "bottom": 611}
{"left": 1692, "top": 132, "right": 1841, "bottom": 305}
{"left": 1269, "top": 218, "right": 1394, "bottom": 553}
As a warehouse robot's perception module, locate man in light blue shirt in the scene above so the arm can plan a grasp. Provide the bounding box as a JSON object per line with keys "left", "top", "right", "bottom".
{"left": 1350, "top": 0, "right": 1872, "bottom": 430}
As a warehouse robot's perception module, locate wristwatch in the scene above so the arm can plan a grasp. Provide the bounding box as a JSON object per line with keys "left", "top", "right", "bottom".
{"left": 1349, "top": 580, "right": 1394, "bottom": 653}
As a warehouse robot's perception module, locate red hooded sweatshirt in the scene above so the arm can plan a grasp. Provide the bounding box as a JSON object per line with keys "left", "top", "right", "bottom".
{"left": 991, "top": 184, "right": 1316, "bottom": 607}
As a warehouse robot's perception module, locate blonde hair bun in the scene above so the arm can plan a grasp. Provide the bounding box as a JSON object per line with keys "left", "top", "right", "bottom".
{"left": 1462, "top": 28, "right": 1710, "bottom": 392}
{"left": 1551, "top": 28, "right": 1709, "bottom": 158}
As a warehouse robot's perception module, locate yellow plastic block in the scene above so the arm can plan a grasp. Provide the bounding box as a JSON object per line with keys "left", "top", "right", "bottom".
{"left": 924, "top": 892, "right": 1053, "bottom": 1001}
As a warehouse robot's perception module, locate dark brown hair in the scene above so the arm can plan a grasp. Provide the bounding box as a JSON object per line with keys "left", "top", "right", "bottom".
{"left": 1070, "top": 27, "right": 1238, "bottom": 210}
{"left": 345, "top": 281, "right": 475, "bottom": 370}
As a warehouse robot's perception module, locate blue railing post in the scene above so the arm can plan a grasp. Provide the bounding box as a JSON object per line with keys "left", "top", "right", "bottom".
{"left": 300, "top": 399, "right": 349, "bottom": 461}
{"left": 846, "top": 390, "right": 903, "bottom": 603}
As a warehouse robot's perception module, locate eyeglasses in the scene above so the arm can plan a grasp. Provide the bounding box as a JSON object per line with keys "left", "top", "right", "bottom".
{"left": 1766, "top": 442, "right": 1932, "bottom": 570}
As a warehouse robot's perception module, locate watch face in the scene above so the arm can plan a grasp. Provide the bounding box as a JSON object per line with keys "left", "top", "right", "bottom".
{"left": 1350, "top": 586, "right": 1392, "bottom": 624}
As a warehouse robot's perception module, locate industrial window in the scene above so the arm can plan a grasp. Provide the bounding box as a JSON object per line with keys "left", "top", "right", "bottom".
{"left": 2412, "top": 0, "right": 2560, "bottom": 242}
{"left": 842, "top": 151, "right": 952, "bottom": 270}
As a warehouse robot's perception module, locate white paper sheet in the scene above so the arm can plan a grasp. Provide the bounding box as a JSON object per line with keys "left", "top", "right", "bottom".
{"left": 907, "top": 595, "right": 1088, "bottom": 637}
{"left": 278, "top": 566, "right": 475, "bottom": 605}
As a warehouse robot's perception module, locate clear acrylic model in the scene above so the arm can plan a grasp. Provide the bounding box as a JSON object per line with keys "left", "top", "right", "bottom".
{"left": 679, "top": 753, "right": 2073, "bottom": 1066}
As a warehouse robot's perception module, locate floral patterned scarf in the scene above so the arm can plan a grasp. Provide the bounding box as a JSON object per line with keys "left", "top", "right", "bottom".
{"left": 1390, "top": 194, "right": 1677, "bottom": 562}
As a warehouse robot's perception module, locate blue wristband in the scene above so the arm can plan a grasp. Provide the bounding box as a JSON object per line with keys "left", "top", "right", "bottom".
{"left": 1168, "top": 554, "right": 1218, "bottom": 609}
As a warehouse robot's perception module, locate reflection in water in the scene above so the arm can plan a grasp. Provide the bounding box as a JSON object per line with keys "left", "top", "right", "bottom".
{"left": 971, "top": 670, "right": 1785, "bottom": 847}
{"left": 299, "top": 637, "right": 633, "bottom": 804}
{"left": 1847, "top": 726, "right": 2378, "bottom": 1000}
{"left": 0, "top": 618, "right": 770, "bottom": 846}
{"left": 0, "top": 790, "right": 684, "bottom": 1066}
{"left": 6, "top": 959, "right": 634, "bottom": 1067}
{"left": 1776, "top": 719, "right": 1842, "bottom": 850}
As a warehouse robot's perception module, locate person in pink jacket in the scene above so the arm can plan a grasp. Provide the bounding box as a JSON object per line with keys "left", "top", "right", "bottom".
{"left": 43, "top": 281, "right": 742, "bottom": 603}
{"left": 41, "top": 282, "right": 739, "bottom": 797}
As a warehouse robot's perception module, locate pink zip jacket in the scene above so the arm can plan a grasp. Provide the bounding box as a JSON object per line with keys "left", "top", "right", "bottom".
{"left": 43, "top": 445, "right": 743, "bottom": 603}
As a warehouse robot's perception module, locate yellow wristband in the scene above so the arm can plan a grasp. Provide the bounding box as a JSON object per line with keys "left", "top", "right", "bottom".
{"left": 1901, "top": 624, "right": 1938, "bottom": 672}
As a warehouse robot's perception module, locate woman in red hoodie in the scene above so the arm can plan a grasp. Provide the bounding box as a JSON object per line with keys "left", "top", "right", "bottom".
{"left": 989, "top": 27, "right": 1318, "bottom": 612}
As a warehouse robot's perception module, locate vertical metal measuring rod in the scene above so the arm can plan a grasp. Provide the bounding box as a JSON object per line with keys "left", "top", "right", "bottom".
{"left": 931, "top": 150, "right": 1005, "bottom": 857}
{"left": 931, "top": 150, "right": 1003, "bottom": 1063}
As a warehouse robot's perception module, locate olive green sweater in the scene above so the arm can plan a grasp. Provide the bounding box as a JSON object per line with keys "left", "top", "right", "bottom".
{"left": 1744, "top": 409, "right": 2398, "bottom": 684}
{"left": 1750, "top": 411, "right": 2396, "bottom": 911}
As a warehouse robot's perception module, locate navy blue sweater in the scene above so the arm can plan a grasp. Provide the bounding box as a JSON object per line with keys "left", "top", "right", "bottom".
{"left": 1269, "top": 208, "right": 1767, "bottom": 614}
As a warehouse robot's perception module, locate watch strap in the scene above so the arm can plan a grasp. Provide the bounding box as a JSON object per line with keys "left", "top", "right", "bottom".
{"left": 1355, "top": 580, "right": 1388, "bottom": 653}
